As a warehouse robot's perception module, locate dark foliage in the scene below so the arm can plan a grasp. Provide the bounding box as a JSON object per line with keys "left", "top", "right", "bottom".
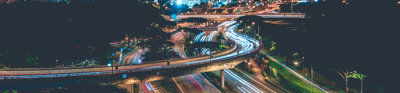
{"left": 0, "top": 0, "right": 172, "bottom": 67}
{"left": 180, "top": 17, "right": 207, "bottom": 24}
{"left": 302, "top": 0, "right": 399, "bottom": 92}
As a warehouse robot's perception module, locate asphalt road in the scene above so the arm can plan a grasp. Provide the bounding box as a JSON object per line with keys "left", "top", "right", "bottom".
{"left": 178, "top": 14, "right": 305, "bottom": 20}
{"left": 121, "top": 47, "right": 145, "bottom": 65}
{"left": 219, "top": 68, "right": 283, "bottom": 93}
{"left": 139, "top": 81, "right": 159, "bottom": 93}
{"left": 173, "top": 74, "right": 221, "bottom": 93}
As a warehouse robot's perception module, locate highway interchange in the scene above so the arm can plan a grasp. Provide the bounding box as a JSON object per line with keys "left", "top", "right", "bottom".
{"left": 0, "top": 18, "right": 327, "bottom": 93}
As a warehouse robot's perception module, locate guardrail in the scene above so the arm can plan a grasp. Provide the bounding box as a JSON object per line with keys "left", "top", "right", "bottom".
{"left": 0, "top": 47, "right": 257, "bottom": 80}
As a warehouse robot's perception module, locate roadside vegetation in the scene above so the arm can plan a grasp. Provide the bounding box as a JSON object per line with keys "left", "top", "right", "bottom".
{"left": 236, "top": 62, "right": 255, "bottom": 74}
{"left": 268, "top": 60, "right": 324, "bottom": 93}
{"left": 154, "top": 79, "right": 177, "bottom": 93}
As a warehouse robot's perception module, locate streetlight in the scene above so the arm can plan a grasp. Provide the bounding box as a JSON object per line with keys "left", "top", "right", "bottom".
{"left": 290, "top": 0, "right": 293, "bottom": 13}
{"left": 251, "top": 21, "right": 259, "bottom": 39}
{"left": 244, "top": 22, "right": 247, "bottom": 38}
{"left": 269, "top": 66, "right": 272, "bottom": 76}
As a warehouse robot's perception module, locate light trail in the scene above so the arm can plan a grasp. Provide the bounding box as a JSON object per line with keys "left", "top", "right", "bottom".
{"left": 190, "top": 74, "right": 205, "bottom": 90}
{"left": 186, "top": 75, "right": 201, "bottom": 90}
{"left": 234, "top": 68, "right": 276, "bottom": 93}
{"left": 141, "top": 82, "right": 149, "bottom": 93}
{"left": 0, "top": 21, "right": 262, "bottom": 82}
{"left": 225, "top": 69, "right": 263, "bottom": 93}
{"left": 194, "top": 32, "right": 204, "bottom": 42}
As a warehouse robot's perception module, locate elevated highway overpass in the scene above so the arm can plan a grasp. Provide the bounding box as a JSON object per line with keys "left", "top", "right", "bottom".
{"left": 0, "top": 21, "right": 261, "bottom": 81}
{"left": 177, "top": 14, "right": 305, "bottom": 21}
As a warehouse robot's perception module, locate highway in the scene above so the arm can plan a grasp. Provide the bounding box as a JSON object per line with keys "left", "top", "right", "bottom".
{"left": 223, "top": 69, "right": 275, "bottom": 93}
{"left": 121, "top": 47, "right": 146, "bottom": 65}
{"left": 178, "top": 14, "right": 305, "bottom": 20}
{"left": 139, "top": 81, "right": 162, "bottom": 93}
{"left": 0, "top": 21, "right": 261, "bottom": 81}
{"left": 200, "top": 21, "right": 282, "bottom": 93}
{"left": 194, "top": 21, "right": 235, "bottom": 55}
{"left": 194, "top": 32, "right": 211, "bottom": 55}
{"left": 171, "top": 31, "right": 187, "bottom": 58}
{"left": 172, "top": 22, "right": 224, "bottom": 93}
{"left": 173, "top": 74, "right": 221, "bottom": 93}
{"left": 218, "top": 21, "right": 281, "bottom": 93}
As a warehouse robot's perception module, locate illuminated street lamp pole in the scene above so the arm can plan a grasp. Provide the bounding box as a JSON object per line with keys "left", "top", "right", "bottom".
{"left": 248, "top": 61, "right": 251, "bottom": 68}
{"left": 251, "top": 22, "right": 259, "bottom": 39}
{"left": 311, "top": 65, "right": 313, "bottom": 93}
{"left": 361, "top": 76, "right": 364, "bottom": 93}
{"left": 290, "top": 0, "right": 293, "bottom": 13}
{"left": 244, "top": 22, "right": 247, "bottom": 38}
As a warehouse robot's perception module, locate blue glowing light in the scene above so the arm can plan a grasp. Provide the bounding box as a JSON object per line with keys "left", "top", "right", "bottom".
{"left": 107, "top": 63, "right": 112, "bottom": 67}
{"left": 177, "top": 0, "right": 182, "bottom": 5}
{"left": 122, "top": 74, "right": 127, "bottom": 78}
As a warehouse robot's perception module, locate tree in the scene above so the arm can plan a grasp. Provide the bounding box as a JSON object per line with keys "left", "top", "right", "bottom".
{"left": 236, "top": 15, "right": 264, "bottom": 25}
{"left": 335, "top": 69, "right": 351, "bottom": 93}
{"left": 180, "top": 27, "right": 202, "bottom": 35}
{"left": 193, "top": 3, "right": 209, "bottom": 9}
{"left": 180, "top": 17, "right": 208, "bottom": 28}
{"left": 0, "top": 0, "right": 171, "bottom": 68}
{"left": 348, "top": 72, "right": 367, "bottom": 93}
{"left": 138, "top": 26, "right": 176, "bottom": 61}
{"left": 49, "top": 82, "right": 128, "bottom": 93}
{"left": 336, "top": 69, "right": 365, "bottom": 93}
{"left": 187, "top": 42, "right": 219, "bottom": 56}
{"left": 164, "top": 4, "right": 191, "bottom": 15}
{"left": 180, "top": 27, "right": 203, "bottom": 49}
{"left": 216, "top": 32, "right": 224, "bottom": 44}
{"left": 236, "top": 15, "right": 265, "bottom": 38}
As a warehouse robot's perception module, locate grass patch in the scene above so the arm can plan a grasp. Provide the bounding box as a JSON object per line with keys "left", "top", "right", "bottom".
{"left": 155, "top": 79, "right": 177, "bottom": 93}
{"left": 133, "top": 85, "right": 139, "bottom": 93}
{"left": 313, "top": 75, "right": 345, "bottom": 93}
{"left": 269, "top": 61, "right": 324, "bottom": 93}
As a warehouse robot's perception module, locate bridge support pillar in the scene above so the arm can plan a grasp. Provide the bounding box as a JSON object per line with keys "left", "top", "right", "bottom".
{"left": 220, "top": 69, "right": 225, "bottom": 88}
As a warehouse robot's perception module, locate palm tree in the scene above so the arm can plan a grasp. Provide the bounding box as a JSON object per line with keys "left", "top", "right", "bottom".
{"left": 336, "top": 69, "right": 366, "bottom": 93}
{"left": 348, "top": 71, "right": 367, "bottom": 93}
{"left": 335, "top": 69, "right": 351, "bottom": 93}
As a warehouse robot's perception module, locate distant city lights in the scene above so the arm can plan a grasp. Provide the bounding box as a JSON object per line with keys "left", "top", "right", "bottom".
{"left": 107, "top": 63, "right": 112, "bottom": 67}
{"left": 177, "top": 0, "right": 182, "bottom": 5}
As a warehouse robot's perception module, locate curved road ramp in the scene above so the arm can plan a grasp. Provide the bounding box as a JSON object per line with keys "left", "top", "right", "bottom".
{"left": 0, "top": 21, "right": 262, "bottom": 81}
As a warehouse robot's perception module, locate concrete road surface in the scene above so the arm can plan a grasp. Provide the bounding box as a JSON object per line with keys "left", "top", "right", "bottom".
{"left": 173, "top": 74, "right": 221, "bottom": 93}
